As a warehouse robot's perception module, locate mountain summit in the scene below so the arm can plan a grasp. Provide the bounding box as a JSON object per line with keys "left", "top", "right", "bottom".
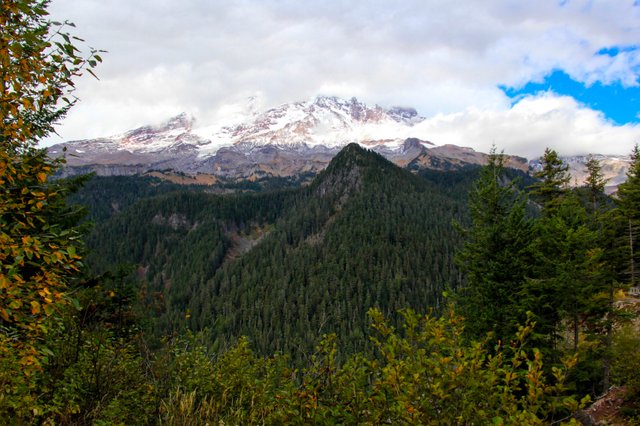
{"left": 48, "top": 96, "right": 526, "bottom": 179}
{"left": 219, "top": 96, "right": 424, "bottom": 153}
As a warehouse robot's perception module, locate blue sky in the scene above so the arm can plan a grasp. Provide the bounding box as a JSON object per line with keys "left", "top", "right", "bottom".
{"left": 46, "top": 0, "right": 640, "bottom": 159}
{"left": 501, "top": 67, "right": 640, "bottom": 125}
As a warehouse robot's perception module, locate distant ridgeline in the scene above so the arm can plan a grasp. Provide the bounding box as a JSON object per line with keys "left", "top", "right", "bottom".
{"left": 75, "top": 144, "right": 533, "bottom": 362}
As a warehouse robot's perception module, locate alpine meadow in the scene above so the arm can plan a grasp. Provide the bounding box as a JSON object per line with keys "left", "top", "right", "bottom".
{"left": 2, "top": 1, "right": 640, "bottom": 425}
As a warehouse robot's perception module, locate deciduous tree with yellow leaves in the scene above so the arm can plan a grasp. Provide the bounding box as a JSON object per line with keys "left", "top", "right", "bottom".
{"left": 1, "top": 0, "right": 100, "bottom": 417}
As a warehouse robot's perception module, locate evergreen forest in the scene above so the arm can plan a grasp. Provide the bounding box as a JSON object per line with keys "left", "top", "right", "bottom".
{"left": 82, "top": 145, "right": 484, "bottom": 360}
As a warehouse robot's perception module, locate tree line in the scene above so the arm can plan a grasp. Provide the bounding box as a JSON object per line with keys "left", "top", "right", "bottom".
{"left": 456, "top": 146, "right": 640, "bottom": 401}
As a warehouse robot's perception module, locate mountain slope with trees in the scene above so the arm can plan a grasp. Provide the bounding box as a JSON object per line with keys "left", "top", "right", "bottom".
{"left": 84, "top": 144, "right": 478, "bottom": 360}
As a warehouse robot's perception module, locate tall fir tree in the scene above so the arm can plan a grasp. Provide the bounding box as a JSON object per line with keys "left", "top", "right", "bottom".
{"left": 581, "top": 145, "right": 640, "bottom": 395}
{"left": 584, "top": 154, "right": 608, "bottom": 215}
{"left": 530, "top": 148, "right": 571, "bottom": 211}
{"left": 455, "top": 149, "right": 534, "bottom": 344}
{"left": 615, "top": 144, "right": 640, "bottom": 286}
{"left": 525, "top": 154, "right": 616, "bottom": 394}
{"left": 527, "top": 194, "right": 602, "bottom": 353}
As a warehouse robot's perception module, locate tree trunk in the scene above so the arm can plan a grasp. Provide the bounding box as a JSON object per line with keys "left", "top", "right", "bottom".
{"left": 573, "top": 312, "right": 579, "bottom": 353}
{"left": 602, "top": 280, "right": 614, "bottom": 394}
{"left": 630, "top": 219, "right": 635, "bottom": 286}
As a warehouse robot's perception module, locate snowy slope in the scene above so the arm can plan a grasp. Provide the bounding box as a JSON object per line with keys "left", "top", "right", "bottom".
{"left": 193, "top": 96, "right": 426, "bottom": 155}
{"left": 49, "top": 96, "right": 433, "bottom": 175}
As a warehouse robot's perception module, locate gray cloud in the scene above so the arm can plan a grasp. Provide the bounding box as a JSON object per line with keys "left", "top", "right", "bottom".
{"left": 45, "top": 0, "right": 640, "bottom": 157}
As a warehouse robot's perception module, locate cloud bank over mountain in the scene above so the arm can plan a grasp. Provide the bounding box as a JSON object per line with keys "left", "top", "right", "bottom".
{"left": 46, "top": 0, "right": 640, "bottom": 157}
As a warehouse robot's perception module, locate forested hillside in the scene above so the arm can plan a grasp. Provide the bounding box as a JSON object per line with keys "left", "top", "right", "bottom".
{"left": 82, "top": 144, "right": 488, "bottom": 359}
{"left": 63, "top": 144, "right": 640, "bottom": 424}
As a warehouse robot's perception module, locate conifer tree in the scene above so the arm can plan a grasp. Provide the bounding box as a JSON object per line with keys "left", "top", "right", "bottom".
{"left": 528, "top": 194, "right": 602, "bottom": 355}
{"left": 526, "top": 153, "right": 614, "bottom": 393}
{"left": 584, "top": 154, "right": 608, "bottom": 214}
{"left": 588, "top": 145, "right": 640, "bottom": 393}
{"left": 615, "top": 144, "right": 640, "bottom": 286}
{"left": 530, "top": 148, "right": 571, "bottom": 210}
{"left": 521, "top": 149, "right": 570, "bottom": 356}
{"left": 455, "top": 149, "right": 533, "bottom": 344}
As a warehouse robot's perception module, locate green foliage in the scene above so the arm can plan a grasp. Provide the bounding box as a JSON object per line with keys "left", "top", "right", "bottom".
{"left": 455, "top": 149, "right": 534, "bottom": 343}
{"left": 615, "top": 144, "right": 640, "bottom": 286}
{"left": 524, "top": 192, "right": 605, "bottom": 357}
{"left": 4, "top": 1, "right": 638, "bottom": 421}
{"left": 584, "top": 154, "right": 608, "bottom": 203}
{"left": 46, "top": 333, "right": 155, "bottom": 424}
{"left": 618, "top": 145, "right": 640, "bottom": 220}
{"left": 58, "top": 143, "right": 638, "bottom": 421}
{"left": 68, "top": 175, "right": 192, "bottom": 224}
{"left": 157, "top": 307, "right": 582, "bottom": 425}
{"left": 456, "top": 147, "right": 629, "bottom": 401}
{"left": 611, "top": 324, "right": 640, "bottom": 394}
{"left": 0, "top": 149, "right": 86, "bottom": 365}
{"left": 0, "top": 0, "right": 100, "bottom": 418}
{"left": 84, "top": 146, "right": 470, "bottom": 361}
{"left": 530, "top": 148, "right": 571, "bottom": 210}
{"left": 23, "top": 267, "right": 153, "bottom": 424}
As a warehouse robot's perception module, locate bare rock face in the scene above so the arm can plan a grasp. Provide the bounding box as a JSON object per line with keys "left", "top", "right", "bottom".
{"left": 581, "top": 386, "right": 634, "bottom": 425}
{"left": 197, "top": 145, "right": 336, "bottom": 179}
{"left": 48, "top": 112, "right": 204, "bottom": 174}
{"left": 408, "top": 144, "right": 529, "bottom": 172}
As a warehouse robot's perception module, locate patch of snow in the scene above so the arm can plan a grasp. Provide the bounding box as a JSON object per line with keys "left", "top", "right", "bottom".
{"left": 51, "top": 96, "right": 444, "bottom": 162}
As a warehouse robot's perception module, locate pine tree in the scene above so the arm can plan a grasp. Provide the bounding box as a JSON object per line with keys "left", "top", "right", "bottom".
{"left": 530, "top": 148, "right": 571, "bottom": 210}
{"left": 616, "top": 144, "right": 640, "bottom": 286}
{"left": 592, "top": 144, "right": 640, "bottom": 393}
{"left": 575, "top": 155, "right": 619, "bottom": 393}
{"left": 530, "top": 194, "right": 602, "bottom": 353}
{"left": 525, "top": 153, "right": 614, "bottom": 392}
{"left": 584, "top": 154, "right": 608, "bottom": 214}
{"left": 455, "top": 149, "right": 534, "bottom": 344}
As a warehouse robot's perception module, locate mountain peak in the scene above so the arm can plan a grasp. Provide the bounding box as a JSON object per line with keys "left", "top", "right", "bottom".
{"left": 312, "top": 143, "right": 410, "bottom": 199}
{"left": 388, "top": 106, "right": 418, "bottom": 121}
{"left": 328, "top": 142, "right": 388, "bottom": 167}
{"left": 162, "top": 113, "right": 194, "bottom": 131}
{"left": 57, "top": 95, "right": 630, "bottom": 184}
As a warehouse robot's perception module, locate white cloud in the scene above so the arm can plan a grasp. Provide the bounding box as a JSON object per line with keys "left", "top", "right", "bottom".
{"left": 415, "top": 93, "right": 640, "bottom": 159}
{"left": 43, "top": 0, "right": 640, "bottom": 155}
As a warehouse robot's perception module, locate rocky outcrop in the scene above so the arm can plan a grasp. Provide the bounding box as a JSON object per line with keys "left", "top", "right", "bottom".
{"left": 408, "top": 144, "right": 529, "bottom": 172}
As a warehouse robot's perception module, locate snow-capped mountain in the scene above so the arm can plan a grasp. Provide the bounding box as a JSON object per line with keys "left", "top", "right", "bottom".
{"left": 55, "top": 95, "right": 631, "bottom": 182}
{"left": 203, "top": 96, "right": 423, "bottom": 153}
{"left": 47, "top": 112, "right": 207, "bottom": 175}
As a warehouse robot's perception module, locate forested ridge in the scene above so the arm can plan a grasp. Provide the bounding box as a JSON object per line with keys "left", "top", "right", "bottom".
{"left": 82, "top": 145, "right": 480, "bottom": 359}
{"left": 63, "top": 144, "right": 640, "bottom": 424}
